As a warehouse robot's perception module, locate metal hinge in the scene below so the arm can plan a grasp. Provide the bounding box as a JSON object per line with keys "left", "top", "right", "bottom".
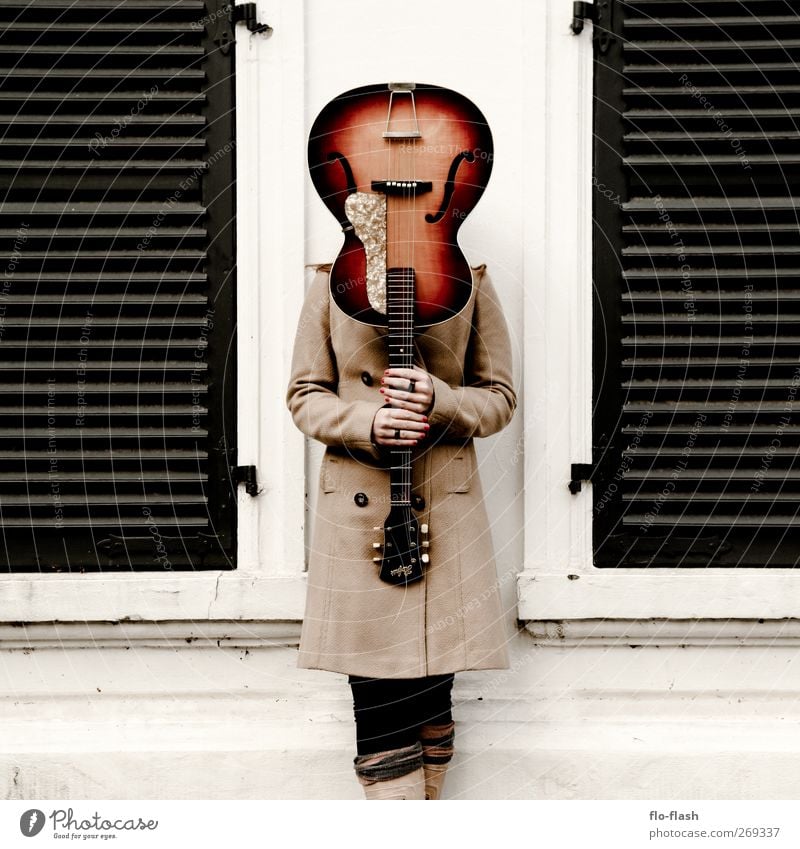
{"left": 230, "top": 2, "right": 272, "bottom": 35}
{"left": 232, "top": 464, "right": 259, "bottom": 496}
{"left": 571, "top": 1, "right": 598, "bottom": 34}
{"left": 569, "top": 462, "right": 594, "bottom": 494}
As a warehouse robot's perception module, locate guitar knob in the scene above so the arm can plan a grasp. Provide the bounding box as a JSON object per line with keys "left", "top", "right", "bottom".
{"left": 373, "top": 542, "right": 381, "bottom": 549}
{"left": 421, "top": 553, "right": 430, "bottom": 564}
{"left": 422, "top": 541, "right": 430, "bottom": 548}
{"left": 420, "top": 523, "right": 429, "bottom": 534}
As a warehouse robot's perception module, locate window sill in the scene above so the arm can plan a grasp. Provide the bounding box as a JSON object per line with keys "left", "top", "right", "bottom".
{"left": 518, "top": 569, "right": 800, "bottom": 621}
{"left": 0, "top": 572, "right": 307, "bottom": 624}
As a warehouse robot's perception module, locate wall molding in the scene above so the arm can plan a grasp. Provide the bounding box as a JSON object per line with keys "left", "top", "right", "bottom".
{"left": 524, "top": 616, "right": 800, "bottom": 646}
{"left": 0, "top": 619, "right": 302, "bottom": 649}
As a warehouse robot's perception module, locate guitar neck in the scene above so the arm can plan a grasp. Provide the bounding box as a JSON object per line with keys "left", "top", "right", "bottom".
{"left": 386, "top": 267, "right": 415, "bottom": 506}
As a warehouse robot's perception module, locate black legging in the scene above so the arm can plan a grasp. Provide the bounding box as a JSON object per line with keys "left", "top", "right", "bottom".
{"left": 348, "top": 673, "right": 455, "bottom": 755}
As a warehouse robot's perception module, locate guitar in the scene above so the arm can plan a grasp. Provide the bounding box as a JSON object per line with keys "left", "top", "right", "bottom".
{"left": 307, "top": 82, "right": 494, "bottom": 585}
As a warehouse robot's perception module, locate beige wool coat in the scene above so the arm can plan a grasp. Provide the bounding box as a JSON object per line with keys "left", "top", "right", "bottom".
{"left": 286, "top": 264, "right": 516, "bottom": 679}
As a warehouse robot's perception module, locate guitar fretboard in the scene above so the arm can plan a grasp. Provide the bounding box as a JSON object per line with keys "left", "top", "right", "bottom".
{"left": 386, "top": 267, "right": 415, "bottom": 506}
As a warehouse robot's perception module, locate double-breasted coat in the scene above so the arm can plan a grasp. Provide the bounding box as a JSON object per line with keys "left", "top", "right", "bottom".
{"left": 286, "top": 264, "right": 516, "bottom": 679}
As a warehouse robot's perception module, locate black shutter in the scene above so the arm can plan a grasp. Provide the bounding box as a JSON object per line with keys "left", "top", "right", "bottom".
{"left": 0, "top": 0, "right": 237, "bottom": 571}
{"left": 593, "top": 0, "right": 800, "bottom": 567}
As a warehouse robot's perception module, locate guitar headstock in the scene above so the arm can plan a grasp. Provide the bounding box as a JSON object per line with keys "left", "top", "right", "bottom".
{"left": 372, "top": 504, "right": 429, "bottom": 585}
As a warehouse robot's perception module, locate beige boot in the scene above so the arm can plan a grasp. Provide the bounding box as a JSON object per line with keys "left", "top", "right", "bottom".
{"left": 423, "top": 762, "right": 449, "bottom": 800}
{"left": 360, "top": 766, "right": 426, "bottom": 800}
{"left": 419, "top": 720, "right": 455, "bottom": 800}
{"left": 354, "top": 741, "right": 426, "bottom": 800}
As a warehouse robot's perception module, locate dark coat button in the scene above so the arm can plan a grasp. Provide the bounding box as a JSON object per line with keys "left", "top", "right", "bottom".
{"left": 354, "top": 492, "right": 369, "bottom": 507}
{"left": 412, "top": 494, "right": 425, "bottom": 510}
{"left": 360, "top": 371, "right": 373, "bottom": 386}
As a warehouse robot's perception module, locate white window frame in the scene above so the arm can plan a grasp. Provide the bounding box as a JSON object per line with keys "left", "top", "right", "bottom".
{"left": 0, "top": 1, "right": 309, "bottom": 628}
{"left": 516, "top": 0, "right": 800, "bottom": 624}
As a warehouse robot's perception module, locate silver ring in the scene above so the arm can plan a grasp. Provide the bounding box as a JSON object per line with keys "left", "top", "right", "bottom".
{"left": 407, "top": 380, "right": 416, "bottom": 393}
{"left": 394, "top": 428, "right": 401, "bottom": 440}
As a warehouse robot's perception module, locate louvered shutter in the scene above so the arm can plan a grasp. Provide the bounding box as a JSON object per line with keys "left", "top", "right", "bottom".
{"left": 593, "top": 0, "right": 800, "bottom": 566}
{"left": 0, "top": 0, "right": 237, "bottom": 571}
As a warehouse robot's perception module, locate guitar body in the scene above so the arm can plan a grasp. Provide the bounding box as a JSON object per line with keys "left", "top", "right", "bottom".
{"left": 308, "top": 83, "right": 493, "bottom": 327}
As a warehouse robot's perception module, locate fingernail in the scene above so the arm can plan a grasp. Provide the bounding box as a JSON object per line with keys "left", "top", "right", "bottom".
{"left": 422, "top": 416, "right": 428, "bottom": 422}
{"left": 379, "top": 388, "right": 384, "bottom": 393}
{"left": 423, "top": 424, "right": 430, "bottom": 430}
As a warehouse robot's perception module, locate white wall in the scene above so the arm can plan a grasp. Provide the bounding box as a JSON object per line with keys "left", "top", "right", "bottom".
{"left": 1, "top": 0, "right": 797, "bottom": 802}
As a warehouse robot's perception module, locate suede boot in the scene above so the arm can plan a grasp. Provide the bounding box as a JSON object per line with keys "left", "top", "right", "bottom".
{"left": 419, "top": 720, "right": 455, "bottom": 800}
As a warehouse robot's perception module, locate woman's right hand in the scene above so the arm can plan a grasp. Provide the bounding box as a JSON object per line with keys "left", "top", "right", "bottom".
{"left": 371, "top": 406, "right": 430, "bottom": 447}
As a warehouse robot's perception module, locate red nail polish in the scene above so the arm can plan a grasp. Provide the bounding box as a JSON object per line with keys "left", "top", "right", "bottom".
{"left": 422, "top": 416, "right": 428, "bottom": 422}
{"left": 424, "top": 424, "right": 430, "bottom": 430}
{"left": 379, "top": 388, "right": 384, "bottom": 393}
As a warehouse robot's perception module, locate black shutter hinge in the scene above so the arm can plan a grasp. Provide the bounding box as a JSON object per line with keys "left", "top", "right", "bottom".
{"left": 571, "top": 2, "right": 598, "bottom": 34}
{"left": 232, "top": 464, "right": 259, "bottom": 496}
{"left": 230, "top": 3, "right": 272, "bottom": 36}
{"left": 569, "top": 462, "right": 594, "bottom": 494}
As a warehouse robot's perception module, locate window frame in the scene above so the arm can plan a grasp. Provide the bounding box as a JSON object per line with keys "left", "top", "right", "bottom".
{"left": 0, "top": 1, "right": 308, "bottom": 627}
{"left": 514, "top": 0, "right": 799, "bottom": 624}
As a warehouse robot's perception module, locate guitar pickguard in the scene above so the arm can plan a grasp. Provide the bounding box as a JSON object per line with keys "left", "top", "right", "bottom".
{"left": 344, "top": 191, "right": 387, "bottom": 314}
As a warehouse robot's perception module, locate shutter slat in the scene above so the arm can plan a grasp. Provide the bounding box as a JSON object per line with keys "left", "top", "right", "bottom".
{"left": 622, "top": 425, "right": 800, "bottom": 434}
{"left": 0, "top": 115, "right": 205, "bottom": 125}
{"left": 0, "top": 407, "right": 206, "bottom": 415}
{"left": 623, "top": 290, "right": 800, "bottom": 298}
{"left": 0, "top": 428, "right": 207, "bottom": 437}
{"left": 0, "top": 68, "right": 205, "bottom": 78}
{"left": 623, "top": 516, "right": 800, "bottom": 526}
{"left": 0, "top": 383, "right": 207, "bottom": 392}
{"left": 0, "top": 362, "right": 208, "bottom": 369}
{"left": 0, "top": 494, "right": 207, "bottom": 504}
{"left": 623, "top": 494, "right": 800, "bottom": 502}
{"left": 0, "top": 450, "right": 207, "bottom": 458}
{"left": 625, "top": 39, "right": 800, "bottom": 51}
{"left": 0, "top": 92, "right": 205, "bottom": 101}
{"left": 625, "top": 16, "right": 800, "bottom": 26}
{"left": 0, "top": 45, "right": 204, "bottom": 54}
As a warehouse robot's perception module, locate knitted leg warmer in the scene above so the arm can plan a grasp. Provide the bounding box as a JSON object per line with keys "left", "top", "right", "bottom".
{"left": 353, "top": 740, "right": 425, "bottom": 800}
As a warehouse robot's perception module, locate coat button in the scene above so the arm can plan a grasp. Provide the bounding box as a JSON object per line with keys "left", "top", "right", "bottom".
{"left": 354, "top": 492, "right": 369, "bottom": 507}
{"left": 360, "top": 371, "right": 373, "bottom": 386}
{"left": 412, "top": 494, "right": 425, "bottom": 510}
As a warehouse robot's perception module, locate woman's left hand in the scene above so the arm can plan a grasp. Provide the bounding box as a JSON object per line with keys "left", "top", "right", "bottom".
{"left": 381, "top": 367, "right": 435, "bottom": 415}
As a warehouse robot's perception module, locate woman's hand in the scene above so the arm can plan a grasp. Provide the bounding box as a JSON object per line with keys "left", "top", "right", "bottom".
{"left": 371, "top": 406, "right": 430, "bottom": 447}
{"left": 380, "top": 367, "right": 435, "bottom": 415}
{"left": 370, "top": 367, "right": 435, "bottom": 446}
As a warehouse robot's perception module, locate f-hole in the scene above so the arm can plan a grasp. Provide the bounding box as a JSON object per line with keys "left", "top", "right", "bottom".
{"left": 425, "top": 150, "right": 476, "bottom": 224}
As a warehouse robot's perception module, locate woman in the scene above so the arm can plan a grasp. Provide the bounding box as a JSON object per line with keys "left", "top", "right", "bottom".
{"left": 286, "top": 262, "right": 516, "bottom": 799}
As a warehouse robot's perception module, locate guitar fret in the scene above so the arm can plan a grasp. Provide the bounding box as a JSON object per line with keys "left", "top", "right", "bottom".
{"left": 386, "top": 267, "right": 416, "bottom": 509}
